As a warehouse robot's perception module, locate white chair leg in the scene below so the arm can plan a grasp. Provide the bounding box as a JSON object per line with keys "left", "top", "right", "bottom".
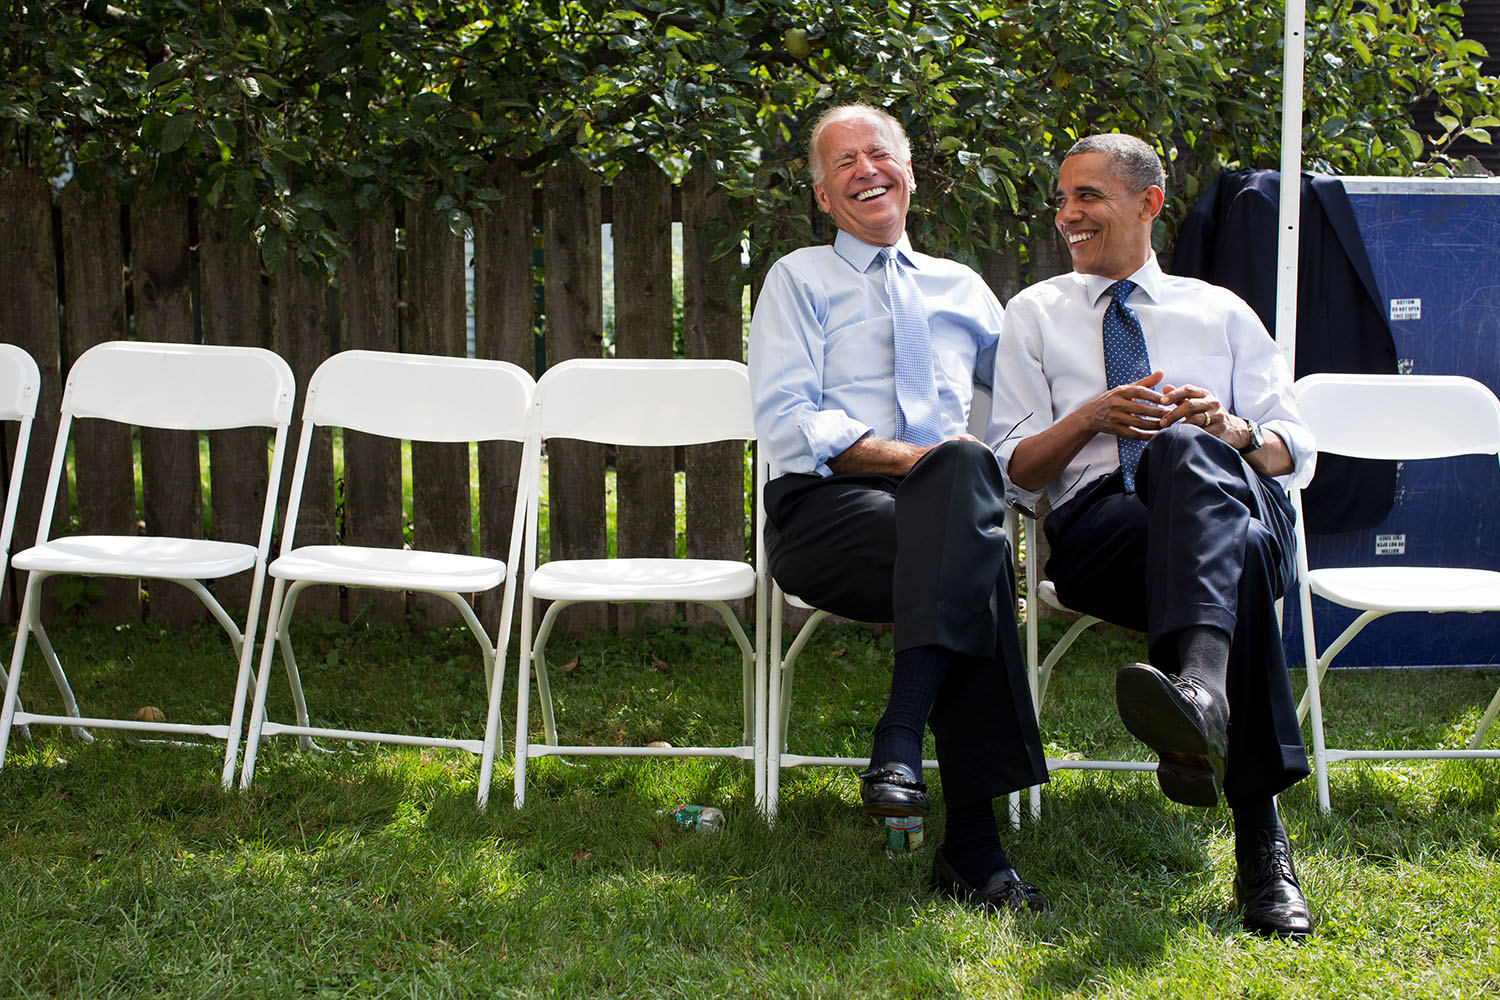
{"left": 275, "top": 582, "right": 318, "bottom": 751}
{"left": 0, "top": 664, "right": 30, "bottom": 743}
{"left": 29, "top": 615, "right": 92, "bottom": 742}
{"left": 240, "top": 577, "right": 289, "bottom": 789}
{"left": 0, "top": 583, "right": 37, "bottom": 768}
{"left": 1007, "top": 790, "right": 1020, "bottom": 830}
{"left": 1468, "top": 682, "right": 1500, "bottom": 750}
{"left": 530, "top": 601, "right": 567, "bottom": 747}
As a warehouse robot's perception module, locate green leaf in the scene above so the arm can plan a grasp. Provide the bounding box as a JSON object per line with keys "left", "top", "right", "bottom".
{"left": 158, "top": 114, "right": 195, "bottom": 154}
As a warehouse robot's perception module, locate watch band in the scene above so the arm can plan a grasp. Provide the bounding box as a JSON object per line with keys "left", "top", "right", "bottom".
{"left": 1237, "top": 419, "right": 1264, "bottom": 456}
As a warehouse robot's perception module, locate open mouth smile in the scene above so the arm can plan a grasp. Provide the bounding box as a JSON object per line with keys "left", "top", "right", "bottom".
{"left": 855, "top": 186, "right": 888, "bottom": 201}
{"left": 1066, "top": 231, "right": 1095, "bottom": 245}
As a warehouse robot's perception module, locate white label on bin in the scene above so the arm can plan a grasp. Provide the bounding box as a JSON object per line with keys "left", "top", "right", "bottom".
{"left": 1375, "top": 533, "right": 1406, "bottom": 555}
{"left": 1397, "top": 358, "right": 1415, "bottom": 375}
{"left": 1390, "top": 298, "right": 1421, "bottom": 321}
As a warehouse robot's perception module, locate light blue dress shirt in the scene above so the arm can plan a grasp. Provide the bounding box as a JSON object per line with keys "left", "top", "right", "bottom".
{"left": 750, "top": 229, "right": 1004, "bottom": 478}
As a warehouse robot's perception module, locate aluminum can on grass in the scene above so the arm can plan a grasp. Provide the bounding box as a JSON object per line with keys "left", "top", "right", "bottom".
{"left": 884, "top": 815, "right": 923, "bottom": 856}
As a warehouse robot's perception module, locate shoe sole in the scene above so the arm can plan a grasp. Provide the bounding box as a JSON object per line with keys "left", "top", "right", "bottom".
{"left": 862, "top": 797, "right": 929, "bottom": 818}
{"left": 1115, "top": 665, "right": 1223, "bottom": 808}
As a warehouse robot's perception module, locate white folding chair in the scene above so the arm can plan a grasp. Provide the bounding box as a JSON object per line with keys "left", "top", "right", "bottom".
{"left": 1293, "top": 372, "right": 1500, "bottom": 813}
{"left": 239, "top": 350, "right": 537, "bottom": 809}
{"left": 513, "top": 358, "right": 765, "bottom": 809}
{"left": 1021, "top": 513, "right": 1155, "bottom": 821}
{"left": 0, "top": 341, "right": 294, "bottom": 788}
{"left": 765, "top": 387, "right": 1026, "bottom": 824}
{"left": 0, "top": 345, "right": 41, "bottom": 741}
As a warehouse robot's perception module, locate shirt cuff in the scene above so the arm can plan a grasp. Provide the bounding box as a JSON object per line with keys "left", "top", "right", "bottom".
{"left": 802, "top": 412, "right": 874, "bottom": 477}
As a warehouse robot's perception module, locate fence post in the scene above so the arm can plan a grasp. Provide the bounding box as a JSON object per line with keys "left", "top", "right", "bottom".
{"left": 131, "top": 194, "right": 203, "bottom": 626}
{"left": 541, "top": 156, "right": 606, "bottom": 630}
{"left": 59, "top": 183, "right": 136, "bottom": 622}
{"left": 404, "top": 195, "right": 470, "bottom": 625}
{"left": 338, "top": 213, "right": 405, "bottom": 623}
{"left": 682, "top": 162, "right": 748, "bottom": 623}
{"left": 269, "top": 255, "right": 337, "bottom": 621}
{"left": 612, "top": 158, "right": 676, "bottom": 626}
{"left": 472, "top": 159, "right": 535, "bottom": 632}
{"left": 200, "top": 204, "right": 271, "bottom": 618}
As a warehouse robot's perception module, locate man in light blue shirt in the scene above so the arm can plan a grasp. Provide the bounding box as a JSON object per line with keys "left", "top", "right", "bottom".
{"left": 749, "top": 104, "right": 1048, "bottom": 914}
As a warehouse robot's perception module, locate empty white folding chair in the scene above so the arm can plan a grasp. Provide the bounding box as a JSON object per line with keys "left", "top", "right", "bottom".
{"left": 0, "top": 345, "right": 41, "bottom": 740}
{"left": 239, "top": 350, "right": 537, "bottom": 808}
{"left": 1293, "top": 372, "right": 1500, "bottom": 812}
{"left": 513, "top": 358, "right": 765, "bottom": 809}
{"left": 0, "top": 341, "right": 295, "bottom": 788}
{"left": 765, "top": 387, "right": 1026, "bottom": 824}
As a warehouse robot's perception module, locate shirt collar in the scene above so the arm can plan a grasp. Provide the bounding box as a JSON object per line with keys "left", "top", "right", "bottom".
{"left": 833, "top": 228, "right": 917, "bottom": 274}
{"left": 1084, "top": 252, "right": 1163, "bottom": 307}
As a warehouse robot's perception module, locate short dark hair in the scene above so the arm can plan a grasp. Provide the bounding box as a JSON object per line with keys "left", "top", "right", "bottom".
{"left": 1064, "top": 134, "right": 1166, "bottom": 196}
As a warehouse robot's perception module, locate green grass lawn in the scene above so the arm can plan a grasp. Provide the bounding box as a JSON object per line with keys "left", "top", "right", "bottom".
{"left": 2, "top": 614, "right": 1499, "bottom": 998}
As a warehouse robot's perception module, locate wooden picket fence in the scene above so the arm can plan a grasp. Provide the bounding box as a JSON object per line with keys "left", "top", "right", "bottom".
{"left": 0, "top": 157, "right": 1061, "bottom": 632}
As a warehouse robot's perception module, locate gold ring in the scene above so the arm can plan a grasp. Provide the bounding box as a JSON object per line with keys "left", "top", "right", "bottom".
{"left": 1202, "top": 412, "right": 1211, "bottom": 427}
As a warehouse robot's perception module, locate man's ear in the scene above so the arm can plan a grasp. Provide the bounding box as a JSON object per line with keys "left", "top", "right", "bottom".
{"left": 905, "top": 159, "right": 917, "bottom": 194}
{"left": 1141, "top": 184, "right": 1165, "bottom": 222}
{"left": 814, "top": 182, "right": 831, "bottom": 213}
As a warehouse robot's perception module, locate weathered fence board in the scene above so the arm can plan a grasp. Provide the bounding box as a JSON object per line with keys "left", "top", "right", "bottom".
{"left": 472, "top": 159, "right": 534, "bottom": 631}
{"left": 611, "top": 159, "right": 676, "bottom": 627}
{"left": 405, "top": 196, "right": 472, "bottom": 626}
{"left": 200, "top": 204, "right": 271, "bottom": 617}
{"left": 131, "top": 195, "right": 203, "bottom": 626}
{"left": 682, "top": 164, "right": 749, "bottom": 623}
{"left": 59, "top": 184, "right": 136, "bottom": 622}
{"left": 269, "top": 257, "right": 337, "bottom": 620}
{"left": 0, "top": 170, "right": 64, "bottom": 625}
{"left": 338, "top": 215, "right": 405, "bottom": 623}
{"left": 542, "top": 158, "right": 607, "bottom": 629}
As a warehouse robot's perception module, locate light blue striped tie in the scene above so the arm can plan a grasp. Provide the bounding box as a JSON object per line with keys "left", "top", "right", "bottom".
{"left": 883, "top": 246, "right": 942, "bottom": 446}
{"left": 1103, "top": 278, "right": 1151, "bottom": 492}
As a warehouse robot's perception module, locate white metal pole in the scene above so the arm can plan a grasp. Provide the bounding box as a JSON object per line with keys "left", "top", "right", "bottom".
{"left": 1275, "top": 1, "right": 1308, "bottom": 370}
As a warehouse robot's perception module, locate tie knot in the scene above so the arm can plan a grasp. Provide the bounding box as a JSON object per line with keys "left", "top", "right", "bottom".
{"left": 1108, "top": 278, "right": 1137, "bottom": 304}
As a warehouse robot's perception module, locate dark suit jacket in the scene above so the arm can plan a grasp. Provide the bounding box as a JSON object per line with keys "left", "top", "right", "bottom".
{"left": 1171, "top": 169, "right": 1399, "bottom": 532}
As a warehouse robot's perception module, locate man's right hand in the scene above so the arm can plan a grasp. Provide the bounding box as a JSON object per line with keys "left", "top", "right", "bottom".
{"left": 1080, "top": 370, "right": 1168, "bottom": 441}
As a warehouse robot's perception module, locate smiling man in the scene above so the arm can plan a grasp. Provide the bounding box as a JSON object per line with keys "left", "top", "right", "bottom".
{"left": 749, "top": 104, "right": 1049, "bottom": 913}
{"left": 989, "top": 133, "right": 1317, "bottom": 937}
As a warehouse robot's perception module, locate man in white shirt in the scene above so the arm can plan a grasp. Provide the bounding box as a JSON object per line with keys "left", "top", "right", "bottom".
{"left": 750, "top": 104, "right": 1048, "bottom": 913}
{"left": 990, "top": 133, "right": 1315, "bottom": 937}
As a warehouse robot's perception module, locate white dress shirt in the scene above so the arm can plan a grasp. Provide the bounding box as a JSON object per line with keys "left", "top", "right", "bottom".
{"left": 989, "top": 254, "right": 1316, "bottom": 508}
{"left": 750, "top": 229, "right": 1004, "bottom": 478}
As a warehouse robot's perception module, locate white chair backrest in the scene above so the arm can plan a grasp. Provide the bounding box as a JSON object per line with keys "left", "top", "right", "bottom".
{"left": 64, "top": 341, "right": 295, "bottom": 430}
{"left": 305, "top": 350, "right": 534, "bottom": 443}
{"left": 1294, "top": 373, "right": 1500, "bottom": 461}
{"left": 0, "top": 344, "right": 40, "bottom": 423}
{"left": 535, "top": 358, "right": 752, "bottom": 445}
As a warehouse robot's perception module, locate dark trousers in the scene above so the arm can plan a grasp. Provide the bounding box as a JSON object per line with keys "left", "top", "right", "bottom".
{"left": 764, "top": 439, "right": 1048, "bottom": 802}
{"left": 1043, "top": 422, "right": 1310, "bottom": 804}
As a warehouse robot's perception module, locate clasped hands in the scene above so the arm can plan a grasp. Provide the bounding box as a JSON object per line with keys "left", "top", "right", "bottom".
{"left": 1087, "top": 370, "right": 1248, "bottom": 447}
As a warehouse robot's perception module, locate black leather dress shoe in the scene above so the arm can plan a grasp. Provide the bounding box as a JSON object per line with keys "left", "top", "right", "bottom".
{"left": 929, "top": 846, "right": 1050, "bottom": 913}
{"left": 1115, "top": 662, "right": 1229, "bottom": 807}
{"left": 857, "top": 761, "right": 930, "bottom": 817}
{"left": 1235, "top": 831, "right": 1314, "bottom": 938}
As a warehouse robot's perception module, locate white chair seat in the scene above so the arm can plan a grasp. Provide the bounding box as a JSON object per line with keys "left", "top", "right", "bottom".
{"left": 1037, "top": 579, "right": 1066, "bottom": 610}
{"left": 1309, "top": 566, "right": 1500, "bottom": 612}
{"left": 13, "top": 535, "right": 257, "bottom": 579}
{"left": 529, "top": 557, "right": 754, "bottom": 602}
{"left": 269, "top": 545, "right": 505, "bottom": 592}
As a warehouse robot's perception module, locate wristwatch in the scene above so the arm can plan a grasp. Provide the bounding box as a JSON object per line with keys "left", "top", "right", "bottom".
{"left": 1237, "top": 419, "right": 1265, "bottom": 456}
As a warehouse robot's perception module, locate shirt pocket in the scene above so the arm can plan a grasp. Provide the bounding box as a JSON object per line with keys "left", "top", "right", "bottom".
{"left": 823, "top": 316, "right": 894, "bottom": 393}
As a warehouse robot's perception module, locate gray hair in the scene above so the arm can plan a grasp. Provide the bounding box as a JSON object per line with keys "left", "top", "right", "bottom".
{"left": 1064, "top": 134, "right": 1167, "bottom": 196}
{"left": 808, "top": 104, "right": 912, "bottom": 185}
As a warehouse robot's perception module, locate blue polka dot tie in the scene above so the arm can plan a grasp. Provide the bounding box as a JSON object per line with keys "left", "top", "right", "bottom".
{"left": 883, "top": 246, "right": 942, "bottom": 446}
{"left": 1103, "top": 278, "right": 1151, "bottom": 492}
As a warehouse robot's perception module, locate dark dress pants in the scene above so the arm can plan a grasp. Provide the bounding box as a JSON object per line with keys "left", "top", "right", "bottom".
{"left": 1042, "top": 422, "right": 1311, "bottom": 804}
{"left": 764, "top": 439, "right": 1048, "bottom": 803}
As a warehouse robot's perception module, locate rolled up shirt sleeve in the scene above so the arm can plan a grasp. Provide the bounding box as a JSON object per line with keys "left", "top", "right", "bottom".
{"left": 749, "top": 257, "right": 872, "bottom": 477}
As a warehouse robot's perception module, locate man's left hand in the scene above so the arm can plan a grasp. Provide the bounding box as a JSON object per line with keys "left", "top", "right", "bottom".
{"left": 1157, "top": 383, "right": 1250, "bottom": 449}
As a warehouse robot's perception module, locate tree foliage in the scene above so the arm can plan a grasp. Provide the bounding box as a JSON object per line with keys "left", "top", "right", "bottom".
{"left": 3, "top": 0, "right": 1495, "bottom": 273}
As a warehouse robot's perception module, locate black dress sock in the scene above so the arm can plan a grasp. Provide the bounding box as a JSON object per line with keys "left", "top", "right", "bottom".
{"left": 1232, "top": 795, "right": 1286, "bottom": 865}
{"left": 870, "top": 644, "right": 949, "bottom": 772}
{"left": 940, "top": 798, "right": 1012, "bottom": 884}
{"left": 1176, "top": 625, "right": 1231, "bottom": 706}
